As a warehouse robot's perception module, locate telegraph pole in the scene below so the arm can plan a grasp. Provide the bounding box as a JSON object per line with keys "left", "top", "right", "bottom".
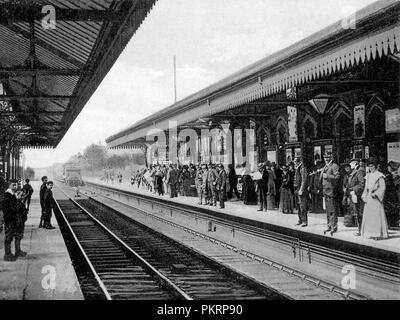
{"left": 173, "top": 55, "right": 177, "bottom": 103}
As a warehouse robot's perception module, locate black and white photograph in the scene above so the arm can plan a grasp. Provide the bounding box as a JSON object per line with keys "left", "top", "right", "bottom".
{"left": 0, "top": 0, "right": 399, "bottom": 312}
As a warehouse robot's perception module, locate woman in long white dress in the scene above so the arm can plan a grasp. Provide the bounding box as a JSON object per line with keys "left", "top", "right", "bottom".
{"left": 361, "top": 158, "right": 389, "bottom": 240}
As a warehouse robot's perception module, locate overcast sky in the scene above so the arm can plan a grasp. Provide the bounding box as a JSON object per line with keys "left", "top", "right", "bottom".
{"left": 23, "top": 0, "right": 377, "bottom": 168}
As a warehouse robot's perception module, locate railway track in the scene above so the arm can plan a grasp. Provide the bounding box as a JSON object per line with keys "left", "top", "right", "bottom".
{"left": 78, "top": 181, "right": 400, "bottom": 300}
{"left": 54, "top": 187, "right": 288, "bottom": 300}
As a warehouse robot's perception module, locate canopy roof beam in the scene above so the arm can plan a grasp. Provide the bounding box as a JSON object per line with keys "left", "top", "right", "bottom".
{"left": 0, "top": 111, "right": 65, "bottom": 116}
{"left": 0, "top": 68, "right": 90, "bottom": 77}
{"left": 0, "top": 96, "right": 74, "bottom": 101}
{"left": 0, "top": 24, "right": 85, "bottom": 68}
{"left": 0, "top": 5, "right": 121, "bottom": 22}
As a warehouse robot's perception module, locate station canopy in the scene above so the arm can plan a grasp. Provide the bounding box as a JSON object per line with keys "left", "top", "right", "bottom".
{"left": 0, "top": 0, "right": 156, "bottom": 148}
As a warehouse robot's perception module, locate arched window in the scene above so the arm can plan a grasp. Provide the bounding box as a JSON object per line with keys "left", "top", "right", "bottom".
{"left": 367, "top": 104, "right": 385, "bottom": 138}
{"left": 335, "top": 111, "right": 353, "bottom": 139}
{"left": 276, "top": 119, "right": 288, "bottom": 145}
{"left": 302, "top": 116, "right": 317, "bottom": 142}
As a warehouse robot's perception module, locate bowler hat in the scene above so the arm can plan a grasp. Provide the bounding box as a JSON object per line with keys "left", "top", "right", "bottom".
{"left": 341, "top": 160, "right": 351, "bottom": 167}
{"left": 367, "top": 157, "right": 379, "bottom": 167}
{"left": 388, "top": 161, "right": 400, "bottom": 171}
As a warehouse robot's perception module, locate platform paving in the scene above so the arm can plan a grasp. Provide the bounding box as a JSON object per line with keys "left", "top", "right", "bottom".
{"left": 85, "top": 178, "right": 400, "bottom": 255}
{"left": 0, "top": 181, "right": 83, "bottom": 300}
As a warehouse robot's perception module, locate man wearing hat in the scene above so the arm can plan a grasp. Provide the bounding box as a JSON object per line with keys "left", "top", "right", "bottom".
{"left": 255, "top": 162, "right": 269, "bottom": 212}
{"left": 195, "top": 164, "right": 204, "bottom": 205}
{"left": 345, "top": 158, "right": 366, "bottom": 235}
{"left": 166, "top": 164, "right": 178, "bottom": 198}
{"left": 207, "top": 164, "right": 219, "bottom": 206}
{"left": 294, "top": 154, "right": 309, "bottom": 227}
{"left": 321, "top": 150, "right": 340, "bottom": 235}
{"left": 216, "top": 164, "right": 227, "bottom": 209}
{"left": 201, "top": 164, "right": 209, "bottom": 205}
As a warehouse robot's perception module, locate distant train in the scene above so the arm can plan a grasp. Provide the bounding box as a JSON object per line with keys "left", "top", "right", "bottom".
{"left": 63, "top": 165, "right": 84, "bottom": 187}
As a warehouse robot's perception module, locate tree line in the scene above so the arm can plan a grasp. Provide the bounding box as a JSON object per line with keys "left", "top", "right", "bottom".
{"left": 65, "top": 144, "right": 145, "bottom": 172}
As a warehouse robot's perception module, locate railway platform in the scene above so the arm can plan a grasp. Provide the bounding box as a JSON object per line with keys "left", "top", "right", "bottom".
{"left": 84, "top": 178, "right": 400, "bottom": 258}
{"left": 0, "top": 181, "right": 83, "bottom": 300}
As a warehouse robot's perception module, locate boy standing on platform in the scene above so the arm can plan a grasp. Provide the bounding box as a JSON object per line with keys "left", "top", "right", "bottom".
{"left": 39, "top": 176, "right": 48, "bottom": 228}
{"left": 3, "top": 179, "right": 27, "bottom": 261}
{"left": 22, "top": 179, "right": 34, "bottom": 210}
{"left": 43, "top": 181, "right": 56, "bottom": 230}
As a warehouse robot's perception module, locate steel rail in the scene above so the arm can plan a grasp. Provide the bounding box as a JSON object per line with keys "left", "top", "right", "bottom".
{"left": 83, "top": 181, "right": 400, "bottom": 278}
{"left": 85, "top": 190, "right": 370, "bottom": 300}
{"left": 79, "top": 181, "right": 400, "bottom": 299}
{"left": 56, "top": 186, "right": 193, "bottom": 300}
{"left": 53, "top": 192, "right": 112, "bottom": 300}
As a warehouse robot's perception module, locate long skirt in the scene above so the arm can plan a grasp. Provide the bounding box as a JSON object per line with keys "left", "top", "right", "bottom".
{"left": 361, "top": 195, "right": 388, "bottom": 239}
{"left": 242, "top": 176, "right": 256, "bottom": 205}
{"left": 280, "top": 188, "right": 293, "bottom": 214}
{"left": 267, "top": 194, "right": 275, "bottom": 210}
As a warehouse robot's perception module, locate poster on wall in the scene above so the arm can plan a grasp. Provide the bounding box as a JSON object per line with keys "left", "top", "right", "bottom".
{"left": 385, "top": 109, "right": 400, "bottom": 133}
{"left": 267, "top": 150, "right": 277, "bottom": 163}
{"left": 354, "top": 105, "right": 365, "bottom": 139}
{"left": 287, "top": 106, "right": 298, "bottom": 143}
{"left": 387, "top": 142, "right": 400, "bottom": 162}
{"left": 353, "top": 145, "right": 364, "bottom": 159}
{"left": 365, "top": 146, "right": 369, "bottom": 159}
{"left": 286, "top": 149, "right": 293, "bottom": 164}
{"left": 313, "top": 146, "right": 322, "bottom": 164}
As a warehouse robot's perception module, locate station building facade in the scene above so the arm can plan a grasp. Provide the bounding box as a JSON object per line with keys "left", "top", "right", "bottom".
{"left": 106, "top": 0, "right": 400, "bottom": 170}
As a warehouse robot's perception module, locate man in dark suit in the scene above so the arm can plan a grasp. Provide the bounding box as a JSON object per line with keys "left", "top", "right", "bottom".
{"left": 347, "top": 158, "right": 366, "bottom": 236}
{"left": 321, "top": 151, "right": 340, "bottom": 235}
{"left": 294, "top": 156, "right": 309, "bottom": 227}
{"left": 43, "top": 181, "right": 56, "bottom": 229}
{"left": 255, "top": 162, "right": 268, "bottom": 212}
{"left": 216, "top": 164, "right": 227, "bottom": 209}
{"left": 207, "top": 164, "right": 218, "bottom": 206}
{"left": 39, "top": 176, "right": 48, "bottom": 228}
{"left": 166, "top": 165, "right": 178, "bottom": 198}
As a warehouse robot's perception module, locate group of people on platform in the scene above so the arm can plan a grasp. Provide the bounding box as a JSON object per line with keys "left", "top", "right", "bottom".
{"left": 103, "top": 153, "right": 399, "bottom": 241}
{"left": 243, "top": 152, "right": 399, "bottom": 240}
{"left": 0, "top": 174, "right": 56, "bottom": 261}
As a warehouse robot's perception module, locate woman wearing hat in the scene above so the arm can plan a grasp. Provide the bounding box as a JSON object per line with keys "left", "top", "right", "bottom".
{"left": 385, "top": 161, "right": 400, "bottom": 227}
{"left": 240, "top": 162, "right": 256, "bottom": 205}
{"left": 361, "top": 157, "right": 389, "bottom": 240}
{"left": 279, "top": 165, "right": 294, "bottom": 214}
